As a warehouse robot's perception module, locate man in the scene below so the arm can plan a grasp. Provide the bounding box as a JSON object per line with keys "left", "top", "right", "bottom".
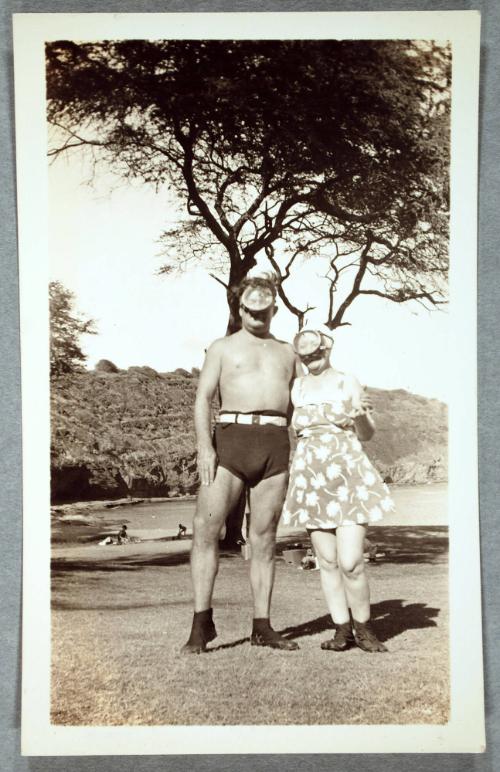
{"left": 182, "top": 276, "right": 299, "bottom": 653}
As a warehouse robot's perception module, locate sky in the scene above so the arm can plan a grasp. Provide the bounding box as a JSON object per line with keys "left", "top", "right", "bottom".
{"left": 49, "top": 153, "right": 450, "bottom": 402}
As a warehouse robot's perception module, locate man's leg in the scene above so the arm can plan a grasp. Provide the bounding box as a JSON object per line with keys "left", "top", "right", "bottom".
{"left": 248, "top": 472, "right": 299, "bottom": 650}
{"left": 182, "top": 467, "right": 244, "bottom": 654}
{"left": 219, "top": 487, "right": 246, "bottom": 549}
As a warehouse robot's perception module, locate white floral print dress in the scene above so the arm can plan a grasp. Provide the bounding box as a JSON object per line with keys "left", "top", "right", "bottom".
{"left": 282, "top": 371, "right": 395, "bottom": 529}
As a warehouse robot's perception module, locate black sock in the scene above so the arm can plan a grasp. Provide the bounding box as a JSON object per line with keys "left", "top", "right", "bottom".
{"left": 193, "top": 608, "right": 213, "bottom": 626}
{"left": 252, "top": 617, "right": 273, "bottom": 635}
{"left": 190, "top": 608, "right": 215, "bottom": 639}
{"left": 185, "top": 608, "right": 216, "bottom": 645}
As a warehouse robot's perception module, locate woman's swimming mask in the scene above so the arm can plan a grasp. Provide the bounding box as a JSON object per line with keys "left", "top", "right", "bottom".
{"left": 293, "top": 328, "right": 334, "bottom": 363}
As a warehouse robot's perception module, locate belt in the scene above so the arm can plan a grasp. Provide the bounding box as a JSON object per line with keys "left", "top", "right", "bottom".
{"left": 217, "top": 413, "right": 288, "bottom": 427}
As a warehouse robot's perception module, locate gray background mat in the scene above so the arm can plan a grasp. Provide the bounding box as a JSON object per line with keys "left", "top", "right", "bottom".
{"left": 1, "top": 0, "right": 498, "bottom": 769}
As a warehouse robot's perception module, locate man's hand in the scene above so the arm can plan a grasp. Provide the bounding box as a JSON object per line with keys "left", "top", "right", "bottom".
{"left": 197, "top": 444, "right": 218, "bottom": 486}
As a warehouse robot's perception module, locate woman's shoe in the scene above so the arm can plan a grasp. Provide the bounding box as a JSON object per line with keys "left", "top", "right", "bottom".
{"left": 321, "top": 622, "right": 355, "bottom": 651}
{"left": 352, "top": 619, "right": 388, "bottom": 652}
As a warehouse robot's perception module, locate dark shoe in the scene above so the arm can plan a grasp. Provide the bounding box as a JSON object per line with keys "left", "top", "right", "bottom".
{"left": 181, "top": 611, "right": 217, "bottom": 654}
{"left": 321, "top": 622, "right": 355, "bottom": 651}
{"left": 251, "top": 630, "right": 299, "bottom": 651}
{"left": 353, "top": 619, "right": 388, "bottom": 652}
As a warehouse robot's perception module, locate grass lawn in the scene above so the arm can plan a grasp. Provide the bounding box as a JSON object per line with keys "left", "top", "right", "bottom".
{"left": 51, "top": 526, "right": 449, "bottom": 726}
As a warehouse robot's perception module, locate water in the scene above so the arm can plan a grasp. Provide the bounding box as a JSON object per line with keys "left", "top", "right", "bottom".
{"left": 378, "top": 481, "right": 447, "bottom": 527}
{"left": 53, "top": 482, "right": 447, "bottom": 545}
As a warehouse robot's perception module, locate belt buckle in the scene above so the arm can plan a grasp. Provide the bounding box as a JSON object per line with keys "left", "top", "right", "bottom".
{"left": 251, "top": 414, "right": 260, "bottom": 425}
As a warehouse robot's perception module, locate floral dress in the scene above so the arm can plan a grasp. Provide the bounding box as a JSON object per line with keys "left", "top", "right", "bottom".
{"left": 282, "top": 371, "right": 395, "bottom": 530}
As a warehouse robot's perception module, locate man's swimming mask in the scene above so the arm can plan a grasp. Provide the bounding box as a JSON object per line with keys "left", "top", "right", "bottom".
{"left": 240, "top": 286, "right": 275, "bottom": 313}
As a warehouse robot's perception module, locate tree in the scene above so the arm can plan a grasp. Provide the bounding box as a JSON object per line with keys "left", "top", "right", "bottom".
{"left": 46, "top": 39, "right": 450, "bottom": 332}
{"left": 49, "top": 281, "right": 96, "bottom": 376}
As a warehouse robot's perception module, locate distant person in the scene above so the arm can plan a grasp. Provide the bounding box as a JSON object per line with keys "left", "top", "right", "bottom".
{"left": 282, "top": 327, "right": 395, "bottom": 652}
{"left": 363, "top": 536, "right": 383, "bottom": 563}
{"left": 177, "top": 523, "right": 187, "bottom": 539}
{"left": 117, "top": 524, "right": 128, "bottom": 544}
{"left": 182, "top": 275, "right": 300, "bottom": 654}
{"left": 300, "top": 548, "right": 318, "bottom": 571}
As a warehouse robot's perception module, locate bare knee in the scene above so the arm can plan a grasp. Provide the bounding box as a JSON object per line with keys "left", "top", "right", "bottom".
{"left": 249, "top": 522, "right": 277, "bottom": 558}
{"left": 316, "top": 553, "right": 340, "bottom": 573}
{"left": 339, "top": 556, "right": 365, "bottom": 578}
{"left": 192, "top": 511, "right": 222, "bottom": 548}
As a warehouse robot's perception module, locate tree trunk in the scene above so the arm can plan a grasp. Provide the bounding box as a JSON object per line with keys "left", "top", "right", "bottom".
{"left": 219, "top": 292, "right": 246, "bottom": 546}
{"left": 219, "top": 488, "right": 247, "bottom": 549}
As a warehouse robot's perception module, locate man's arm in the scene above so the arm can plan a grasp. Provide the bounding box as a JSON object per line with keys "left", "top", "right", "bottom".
{"left": 194, "top": 340, "right": 223, "bottom": 485}
{"left": 294, "top": 353, "right": 304, "bottom": 378}
{"left": 285, "top": 346, "right": 302, "bottom": 424}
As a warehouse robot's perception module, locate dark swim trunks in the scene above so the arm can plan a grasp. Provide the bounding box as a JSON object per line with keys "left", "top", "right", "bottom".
{"left": 214, "top": 420, "right": 290, "bottom": 487}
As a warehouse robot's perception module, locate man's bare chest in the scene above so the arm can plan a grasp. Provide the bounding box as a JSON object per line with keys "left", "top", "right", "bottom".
{"left": 222, "top": 343, "right": 292, "bottom": 379}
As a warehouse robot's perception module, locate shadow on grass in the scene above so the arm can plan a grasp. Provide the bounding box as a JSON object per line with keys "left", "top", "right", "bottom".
{"left": 51, "top": 599, "right": 193, "bottom": 611}
{"left": 51, "top": 547, "right": 243, "bottom": 575}
{"left": 51, "top": 526, "right": 448, "bottom": 577}
{"left": 278, "top": 526, "right": 449, "bottom": 566}
{"left": 371, "top": 599, "right": 439, "bottom": 642}
{"left": 209, "top": 599, "right": 440, "bottom": 651}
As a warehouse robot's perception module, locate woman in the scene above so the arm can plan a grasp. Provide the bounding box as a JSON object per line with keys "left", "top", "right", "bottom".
{"left": 282, "top": 327, "right": 394, "bottom": 652}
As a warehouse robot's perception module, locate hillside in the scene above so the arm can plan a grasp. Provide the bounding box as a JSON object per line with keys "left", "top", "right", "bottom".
{"left": 50, "top": 367, "right": 447, "bottom": 502}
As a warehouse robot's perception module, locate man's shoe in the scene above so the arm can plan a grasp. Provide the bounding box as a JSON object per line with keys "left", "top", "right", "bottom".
{"left": 180, "top": 612, "right": 217, "bottom": 654}
{"left": 180, "top": 626, "right": 217, "bottom": 654}
{"left": 251, "top": 630, "right": 299, "bottom": 651}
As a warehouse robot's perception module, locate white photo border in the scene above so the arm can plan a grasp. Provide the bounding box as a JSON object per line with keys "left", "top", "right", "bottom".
{"left": 13, "top": 10, "right": 483, "bottom": 755}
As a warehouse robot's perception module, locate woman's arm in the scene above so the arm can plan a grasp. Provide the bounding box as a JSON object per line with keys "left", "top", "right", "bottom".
{"left": 346, "top": 374, "right": 375, "bottom": 441}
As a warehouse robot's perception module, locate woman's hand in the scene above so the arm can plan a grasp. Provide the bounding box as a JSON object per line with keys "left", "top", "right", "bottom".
{"left": 351, "top": 389, "right": 375, "bottom": 441}
{"left": 359, "top": 393, "right": 373, "bottom": 414}
{"left": 350, "top": 392, "right": 372, "bottom": 418}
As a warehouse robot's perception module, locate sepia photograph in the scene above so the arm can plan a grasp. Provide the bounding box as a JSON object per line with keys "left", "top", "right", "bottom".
{"left": 14, "top": 11, "right": 483, "bottom": 755}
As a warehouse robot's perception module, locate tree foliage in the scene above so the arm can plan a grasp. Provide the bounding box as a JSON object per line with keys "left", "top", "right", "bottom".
{"left": 49, "top": 281, "right": 96, "bottom": 376}
{"left": 46, "top": 39, "right": 450, "bottom": 331}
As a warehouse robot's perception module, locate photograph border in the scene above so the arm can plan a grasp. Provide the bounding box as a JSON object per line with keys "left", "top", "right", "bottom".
{"left": 2, "top": 0, "right": 498, "bottom": 767}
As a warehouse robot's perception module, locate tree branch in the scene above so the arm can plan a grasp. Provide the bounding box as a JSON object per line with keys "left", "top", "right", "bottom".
{"left": 245, "top": 196, "right": 302, "bottom": 260}
{"left": 328, "top": 238, "right": 373, "bottom": 329}
{"left": 208, "top": 273, "right": 228, "bottom": 289}
{"left": 264, "top": 245, "right": 314, "bottom": 328}
{"left": 358, "top": 288, "right": 446, "bottom": 306}
{"left": 174, "top": 123, "right": 233, "bottom": 250}
{"left": 312, "top": 191, "right": 382, "bottom": 225}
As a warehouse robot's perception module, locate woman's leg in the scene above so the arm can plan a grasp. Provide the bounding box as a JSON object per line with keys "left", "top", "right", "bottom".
{"left": 336, "top": 524, "right": 370, "bottom": 622}
{"left": 336, "top": 524, "right": 387, "bottom": 652}
{"left": 310, "top": 529, "right": 350, "bottom": 624}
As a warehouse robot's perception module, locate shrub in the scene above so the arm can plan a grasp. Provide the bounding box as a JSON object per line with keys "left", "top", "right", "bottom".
{"left": 95, "top": 359, "right": 119, "bottom": 373}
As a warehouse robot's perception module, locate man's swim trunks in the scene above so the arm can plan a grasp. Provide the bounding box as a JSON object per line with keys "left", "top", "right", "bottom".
{"left": 214, "top": 412, "right": 290, "bottom": 486}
